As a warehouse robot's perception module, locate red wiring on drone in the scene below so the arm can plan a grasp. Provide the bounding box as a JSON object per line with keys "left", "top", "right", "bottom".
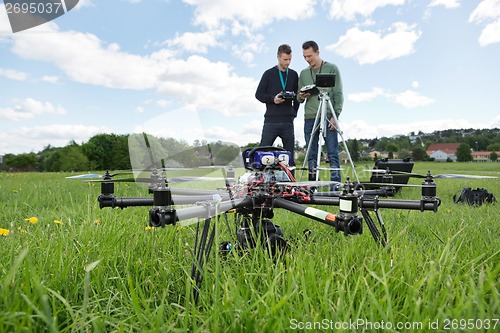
{"left": 278, "top": 161, "right": 296, "bottom": 182}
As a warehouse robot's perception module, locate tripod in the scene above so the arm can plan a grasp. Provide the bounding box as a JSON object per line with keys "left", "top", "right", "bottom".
{"left": 301, "top": 90, "right": 359, "bottom": 183}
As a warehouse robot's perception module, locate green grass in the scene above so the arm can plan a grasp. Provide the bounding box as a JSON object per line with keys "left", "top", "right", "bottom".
{"left": 0, "top": 162, "right": 499, "bottom": 332}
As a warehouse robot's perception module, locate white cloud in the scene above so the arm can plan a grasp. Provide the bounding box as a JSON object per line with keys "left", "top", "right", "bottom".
{"left": 183, "top": 0, "right": 315, "bottom": 30}
{"left": 12, "top": 25, "right": 162, "bottom": 89}
{"left": 478, "top": 19, "right": 500, "bottom": 45}
{"left": 469, "top": 0, "right": 500, "bottom": 22}
{"left": 348, "top": 87, "right": 434, "bottom": 108}
{"left": 156, "top": 99, "right": 172, "bottom": 108}
{"left": 490, "top": 115, "right": 500, "bottom": 127}
{"left": 0, "top": 68, "right": 28, "bottom": 81}
{"left": 9, "top": 23, "right": 260, "bottom": 117}
{"left": 327, "top": 22, "right": 422, "bottom": 64}
{"left": 348, "top": 87, "right": 388, "bottom": 102}
{"left": 393, "top": 90, "right": 434, "bottom": 108}
{"left": 0, "top": 98, "right": 66, "bottom": 121}
{"left": 326, "top": 0, "right": 406, "bottom": 21}
{"left": 469, "top": 0, "right": 500, "bottom": 46}
{"left": 41, "top": 75, "right": 60, "bottom": 84}
{"left": 231, "top": 33, "right": 266, "bottom": 65}
{"left": 0, "top": 124, "right": 110, "bottom": 154}
{"left": 156, "top": 55, "right": 260, "bottom": 116}
{"left": 428, "top": 0, "right": 460, "bottom": 9}
{"left": 164, "top": 30, "right": 225, "bottom": 54}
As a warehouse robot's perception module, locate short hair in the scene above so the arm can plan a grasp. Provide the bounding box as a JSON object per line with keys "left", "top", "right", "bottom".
{"left": 302, "top": 40, "right": 319, "bottom": 52}
{"left": 277, "top": 44, "right": 292, "bottom": 56}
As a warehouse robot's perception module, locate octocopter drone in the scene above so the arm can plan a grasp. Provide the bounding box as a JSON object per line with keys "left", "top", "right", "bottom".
{"left": 70, "top": 143, "right": 468, "bottom": 301}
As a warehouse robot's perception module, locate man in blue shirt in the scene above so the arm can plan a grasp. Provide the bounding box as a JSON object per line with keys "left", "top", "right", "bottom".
{"left": 255, "top": 44, "right": 300, "bottom": 167}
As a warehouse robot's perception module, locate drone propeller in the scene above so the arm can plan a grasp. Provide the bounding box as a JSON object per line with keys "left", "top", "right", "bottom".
{"left": 198, "top": 165, "right": 229, "bottom": 169}
{"left": 134, "top": 167, "right": 193, "bottom": 171}
{"left": 363, "top": 169, "right": 422, "bottom": 177}
{"left": 87, "top": 176, "right": 228, "bottom": 184}
{"left": 276, "top": 180, "right": 343, "bottom": 188}
{"left": 366, "top": 182, "right": 434, "bottom": 188}
{"left": 66, "top": 170, "right": 132, "bottom": 179}
{"left": 432, "top": 174, "right": 497, "bottom": 179}
{"left": 316, "top": 167, "right": 345, "bottom": 171}
{"left": 66, "top": 173, "right": 106, "bottom": 179}
{"left": 364, "top": 169, "right": 497, "bottom": 179}
{"left": 290, "top": 166, "right": 344, "bottom": 171}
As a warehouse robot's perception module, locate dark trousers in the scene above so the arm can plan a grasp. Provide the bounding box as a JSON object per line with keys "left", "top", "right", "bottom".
{"left": 259, "top": 122, "right": 295, "bottom": 166}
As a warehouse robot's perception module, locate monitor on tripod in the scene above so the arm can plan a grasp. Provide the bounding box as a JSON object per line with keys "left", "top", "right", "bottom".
{"left": 316, "top": 73, "right": 335, "bottom": 88}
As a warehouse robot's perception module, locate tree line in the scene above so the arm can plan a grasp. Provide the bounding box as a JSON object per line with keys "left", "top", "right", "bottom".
{"left": 1, "top": 134, "right": 241, "bottom": 172}
{"left": 2, "top": 128, "right": 499, "bottom": 171}
{"left": 345, "top": 128, "right": 500, "bottom": 162}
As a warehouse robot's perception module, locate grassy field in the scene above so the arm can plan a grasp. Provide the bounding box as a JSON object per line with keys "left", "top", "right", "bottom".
{"left": 0, "top": 162, "right": 499, "bottom": 332}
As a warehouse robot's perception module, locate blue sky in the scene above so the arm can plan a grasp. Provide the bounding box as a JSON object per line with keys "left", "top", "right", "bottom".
{"left": 1, "top": 0, "right": 499, "bottom": 155}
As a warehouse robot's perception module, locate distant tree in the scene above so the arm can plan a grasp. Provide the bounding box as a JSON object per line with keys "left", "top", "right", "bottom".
{"left": 294, "top": 140, "right": 302, "bottom": 152}
{"left": 456, "top": 143, "right": 473, "bottom": 162}
{"left": 411, "top": 146, "right": 428, "bottom": 161}
{"left": 368, "top": 138, "right": 378, "bottom": 149}
{"left": 375, "top": 137, "right": 390, "bottom": 151}
{"left": 128, "top": 133, "right": 169, "bottom": 169}
{"left": 59, "top": 145, "right": 89, "bottom": 171}
{"left": 243, "top": 142, "right": 260, "bottom": 149}
{"left": 348, "top": 139, "right": 360, "bottom": 161}
{"left": 490, "top": 151, "right": 498, "bottom": 162}
{"left": 487, "top": 143, "right": 500, "bottom": 151}
{"left": 4, "top": 153, "right": 37, "bottom": 171}
{"left": 214, "top": 145, "right": 241, "bottom": 165}
{"left": 397, "top": 148, "right": 411, "bottom": 159}
{"left": 83, "top": 134, "right": 131, "bottom": 170}
{"left": 386, "top": 143, "right": 398, "bottom": 159}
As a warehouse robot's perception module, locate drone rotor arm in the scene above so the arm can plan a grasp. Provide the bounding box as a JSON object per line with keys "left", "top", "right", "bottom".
{"left": 274, "top": 197, "right": 337, "bottom": 227}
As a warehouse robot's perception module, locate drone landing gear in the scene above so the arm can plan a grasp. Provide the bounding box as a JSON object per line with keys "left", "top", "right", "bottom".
{"left": 235, "top": 215, "right": 287, "bottom": 258}
{"left": 190, "top": 213, "right": 287, "bottom": 303}
{"left": 360, "top": 209, "right": 387, "bottom": 247}
{"left": 191, "top": 217, "right": 216, "bottom": 303}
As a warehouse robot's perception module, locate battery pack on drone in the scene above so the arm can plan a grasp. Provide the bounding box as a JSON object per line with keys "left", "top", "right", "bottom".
{"left": 244, "top": 150, "right": 291, "bottom": 170}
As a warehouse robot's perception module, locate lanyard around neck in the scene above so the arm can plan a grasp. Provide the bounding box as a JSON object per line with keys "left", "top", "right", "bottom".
{"left": 310, "top": 61, "right": 324, "bottom": 84}
{"left": 278, "top": 67, "right": 288, "bottom": 90}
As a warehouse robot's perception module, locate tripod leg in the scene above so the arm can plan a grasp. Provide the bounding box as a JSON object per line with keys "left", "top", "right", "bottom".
{"left": 325, "top": 98, "right": 360, "bottom": 184}
{"left": 301, "top": 104, "right": 323, "bottom": 181}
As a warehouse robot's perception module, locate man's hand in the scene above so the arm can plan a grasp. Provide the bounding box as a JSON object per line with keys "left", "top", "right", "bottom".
{"left": 274, "top": 93, "right": 285, "bottom": 104}
{"left": 298, "top": 91, "right": 311, "bottom": 101}
{"left": 328, "top": 117, "right": 337, "bottom": 131}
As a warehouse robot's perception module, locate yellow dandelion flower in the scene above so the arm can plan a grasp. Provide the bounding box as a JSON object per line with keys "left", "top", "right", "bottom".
{"left": 54, "top": 219, "right": 62, "bottom": 224}
{"left": 0, "top": 228, "right": 9, "bottom": 236}
{"left": 145, "top": 226, "right": 154, "bottom": 231}
{"left": 94, "top": 219, "right": 101, "bottom": 225}
{"left": 25, "top": 217, "right": 38, "bottom": 224}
